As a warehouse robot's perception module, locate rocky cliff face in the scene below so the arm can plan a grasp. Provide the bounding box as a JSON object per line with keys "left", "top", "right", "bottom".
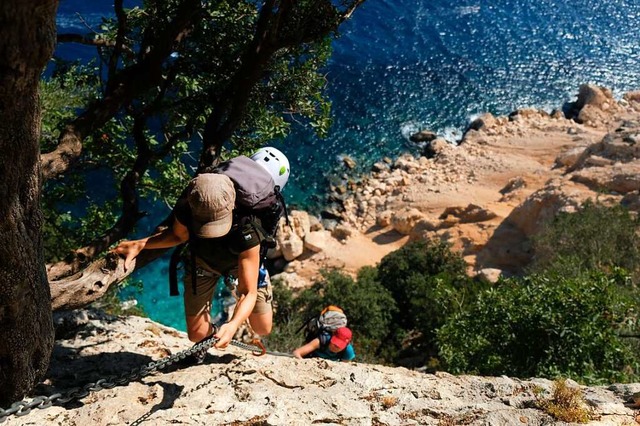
{"left": 6, "top": 85, "right": 640, "bottom": 425}
{"left": 5, "top": 309, "right": 640, "bottom": 425}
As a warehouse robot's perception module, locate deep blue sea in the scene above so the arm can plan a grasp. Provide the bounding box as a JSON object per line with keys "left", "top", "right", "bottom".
{"left": 56, "top": 0, "right": 640, "bottom": 330}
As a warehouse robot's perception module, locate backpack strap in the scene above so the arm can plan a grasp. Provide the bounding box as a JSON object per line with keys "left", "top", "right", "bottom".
{"left": 234, "top": 210, "right": 273, "bottom": 261}
{"left": 274, "top": 186, "right": 291, "bottom": 229}
{"left": 167, "top": 205, "right": 200, "bottom": 297}
{"left": 296, "top": 316, "right": 314, "bottom": 335}
{"left": 318, "top": 330, "right": 332, "bottom": 346}
{"left": 167, "top": 235, "right": 199, "bottom": 296}
{"left": 168, "top": 243, "right": 187, "bottom": 296}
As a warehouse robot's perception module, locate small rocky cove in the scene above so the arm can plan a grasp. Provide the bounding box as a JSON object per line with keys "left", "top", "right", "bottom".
{"left": 270, "top": 85, "right": 640, "bottom": 286}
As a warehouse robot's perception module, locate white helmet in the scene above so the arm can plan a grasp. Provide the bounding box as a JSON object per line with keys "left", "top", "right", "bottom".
{"left": 250, "top": 146, "right": 290, "bottom": 190}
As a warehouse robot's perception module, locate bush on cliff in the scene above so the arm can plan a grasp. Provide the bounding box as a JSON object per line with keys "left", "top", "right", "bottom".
{"left": 262, "top": 277, "right": 302, "bottom": 354}
{"left": 437, "top": 271, "right": 640, "bottom": 384}
{"left": 376, "top": 239, "right": 482, "bottom": 355}
{"left": 530, "top": 200, "right": 640, "bottom": 281}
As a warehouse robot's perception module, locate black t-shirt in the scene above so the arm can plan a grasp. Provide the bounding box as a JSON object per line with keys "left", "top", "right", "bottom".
{"left": 173, "top": 198, "right": 262, "bottom": 274}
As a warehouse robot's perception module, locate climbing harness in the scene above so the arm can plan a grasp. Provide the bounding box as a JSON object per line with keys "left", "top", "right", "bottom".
{"left": 0, "top": 334, "right": 293, "bottom": 423}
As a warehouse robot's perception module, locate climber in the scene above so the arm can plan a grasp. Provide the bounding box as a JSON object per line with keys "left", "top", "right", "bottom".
{"left": 292, "top": 326, "right": 356, "bottom": 362}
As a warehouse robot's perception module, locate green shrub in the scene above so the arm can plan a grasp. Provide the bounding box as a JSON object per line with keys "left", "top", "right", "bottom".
{"left": 262, "top": 277, "right": 304, "bottom": 354}
{"left": 376, "top": 239, "right": 478, "bottom": 347}
{"left": 437, "top": 272, "right": 639, "bottom": 384}
{"left": 271, "top": 275, "right": 296, "bottom": 324}
{"left": 530, "top": 200, "right": 640, "bottom": 281}
{"left": 261, "top": 315, "right": 307, "bottom": 355}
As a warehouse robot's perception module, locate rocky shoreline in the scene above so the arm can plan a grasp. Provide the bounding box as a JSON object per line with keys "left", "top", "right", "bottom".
{"left": 270, "top": 85, "right": 640, "bottom": 287}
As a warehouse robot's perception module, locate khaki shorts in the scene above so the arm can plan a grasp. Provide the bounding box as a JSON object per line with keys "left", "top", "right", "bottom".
{"left": 183, "top": 257, "right": 272, "bottom": 317}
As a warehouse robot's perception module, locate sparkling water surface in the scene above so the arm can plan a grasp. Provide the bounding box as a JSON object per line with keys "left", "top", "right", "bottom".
{"left": 55, "top": 0, "right": 640, "bottom": 330}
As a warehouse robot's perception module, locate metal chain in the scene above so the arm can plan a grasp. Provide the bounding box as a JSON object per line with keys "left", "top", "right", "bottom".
{"left": 0, "top": 335, "right": 291, "bottom": 424}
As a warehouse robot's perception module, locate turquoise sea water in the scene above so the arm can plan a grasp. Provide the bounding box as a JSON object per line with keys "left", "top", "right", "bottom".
{"left": 56, "top": 0, "right": 640, "bottom": 330}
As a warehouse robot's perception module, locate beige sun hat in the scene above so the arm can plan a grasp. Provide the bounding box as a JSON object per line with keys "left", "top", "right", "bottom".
{"left": 187, "top": 174, "right": 236, "bottom": 238}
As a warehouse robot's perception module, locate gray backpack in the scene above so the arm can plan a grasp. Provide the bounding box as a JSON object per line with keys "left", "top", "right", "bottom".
{"left": 212, "top": 155, "right": 288, "bottom": 248}
{"left": 298, "top": 305, "right": 348, "bottom": 344}
{"left": 169, "top": 155, "right": 288, "bottom": 296}
{"left": 213, "top": 156, "right": 277, "bottom": 209}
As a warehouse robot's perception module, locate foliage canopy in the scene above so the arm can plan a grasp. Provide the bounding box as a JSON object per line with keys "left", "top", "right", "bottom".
{"left": 40, "top": 0, "right": 364, "bottom": 287}
{"left": 376, "top": 239, "right": 479, "bottom": 347}
{"left": 529, "top": 199, "right": 640, "bottom": 281}
{"left": 437, "top": 271, "right": 640, "bottom": 384}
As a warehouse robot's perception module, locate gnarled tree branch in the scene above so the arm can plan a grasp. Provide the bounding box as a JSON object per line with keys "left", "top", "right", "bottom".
{"left": 41, "top": 0, "right": 202, "bottom": 181}
{"left": 57, "top": 33, "right": 120, "bottom": 49}
{"left": 50, "top": 250, "right": 167, "bottom": 311}
{"left": 199, "top": 0, "right": 364, "bottom": 167}
{"left": 46, "top": 107, "right": 187, "bottom": 282}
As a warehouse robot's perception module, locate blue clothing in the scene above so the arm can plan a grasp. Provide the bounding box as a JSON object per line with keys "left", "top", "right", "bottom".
{"left": 313, "top": 343, "right": 356, "bottom": 362}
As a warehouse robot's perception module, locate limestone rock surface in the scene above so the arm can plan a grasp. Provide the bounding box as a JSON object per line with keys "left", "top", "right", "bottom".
{"left": 6, "top": 310, "right": 640, "bottom": 426}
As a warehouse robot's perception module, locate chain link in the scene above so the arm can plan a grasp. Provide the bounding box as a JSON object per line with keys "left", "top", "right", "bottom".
{"left": 0, "top": 336, "right": 292, "bottom": 424}
{"left": 0, "top": 335, "right": 215, "bottom": 423}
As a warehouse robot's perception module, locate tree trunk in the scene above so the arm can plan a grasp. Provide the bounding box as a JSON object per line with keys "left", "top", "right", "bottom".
{"left": 0, "top": 0, "right": 58, "bottom": 405}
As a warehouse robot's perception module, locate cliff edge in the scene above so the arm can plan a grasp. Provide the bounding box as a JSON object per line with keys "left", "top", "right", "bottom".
{"left": 6, "top": 309, "right": 640, "bottom": 426}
